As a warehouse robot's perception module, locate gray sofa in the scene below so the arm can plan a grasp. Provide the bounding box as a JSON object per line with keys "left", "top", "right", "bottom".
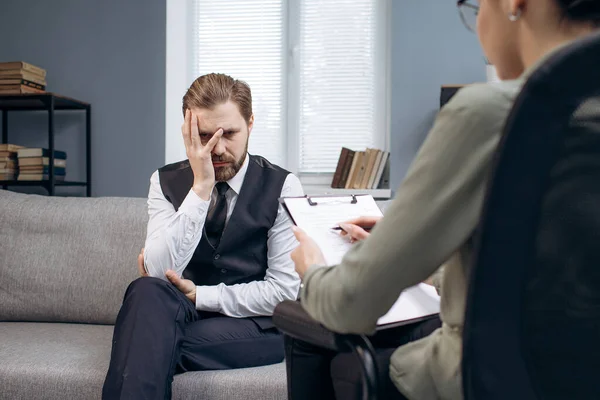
{"left": 0, "top": 189, "right": 287, "bottom": 400}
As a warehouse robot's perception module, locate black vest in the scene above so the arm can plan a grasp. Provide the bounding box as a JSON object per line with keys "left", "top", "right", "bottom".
{"left": 158, "top": 154, "right": 290, "bottom": 301}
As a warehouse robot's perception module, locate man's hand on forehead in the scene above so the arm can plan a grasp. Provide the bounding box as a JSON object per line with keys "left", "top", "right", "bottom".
{"left": 198, "top": 127, "right": 240, "bottom": 137}
{"left": 181, "top": 109, "right": 224, "bottom": 200}
{"left": 190, "top": 111, "right": 242, "bottom": 137}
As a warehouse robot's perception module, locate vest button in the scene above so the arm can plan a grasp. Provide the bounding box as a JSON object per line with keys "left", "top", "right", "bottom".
{"left": 220, "top": 269, "right": 227, "bottom": 274}
{"left": 214, "top": 254, "right": 220, "bottom": 260}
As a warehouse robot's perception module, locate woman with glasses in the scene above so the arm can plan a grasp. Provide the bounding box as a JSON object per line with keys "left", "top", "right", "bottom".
{"left": 285, "top": 1, "right": 600, "bottom": 399}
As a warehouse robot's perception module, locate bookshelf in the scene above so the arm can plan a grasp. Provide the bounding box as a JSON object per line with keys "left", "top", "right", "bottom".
{"left": 0, "top": 93, "right": 91, "bottom": 196}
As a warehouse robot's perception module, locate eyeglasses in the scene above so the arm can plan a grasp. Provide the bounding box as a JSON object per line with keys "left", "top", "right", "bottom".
{"left": 457, "top": 0, "right": 479, "bottom": 33}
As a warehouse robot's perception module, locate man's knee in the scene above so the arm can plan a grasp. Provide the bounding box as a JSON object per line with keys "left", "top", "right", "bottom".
{"left": 124, "top": 276, "right": 171, "bottom": 299}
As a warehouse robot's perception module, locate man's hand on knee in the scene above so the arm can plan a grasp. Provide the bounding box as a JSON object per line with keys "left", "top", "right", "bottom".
{"left": 165, "top": 270, "right": 196, "bottom": 304}
{"left": 137, "top": 247, "right": 197, "bottom": 304}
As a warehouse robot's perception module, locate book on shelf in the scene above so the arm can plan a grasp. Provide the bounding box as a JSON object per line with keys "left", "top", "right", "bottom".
{"left": 17, "top": 148, "right": 67, "bottom": 159}
{"left": 0, "top": 85, "right": 45, "bottom": 94}
{"left": 331, "top": 147, "right": 390, "bottom": 190}
{"left": 19, "top": 166, "right": 66, "bottom": 174}
{"left": 0, "top": 61, "right": 47, "bottom": 95}
{"left": 0, "top": 170, "right": 17, "bottom": 180}
{"left": 0, "top": 79, "right": 45, "bottom": 90}
{"left": 0, "top": 160, "right": 17, "bottom": 169}
{"left": 0, "top": 173, "right": 18, "bottom": 180}
{"left": 352, "top": 150, "right": 368, "bottom": 190}
{"left": 0, "top": 144, "right": 22, "bottom": 180}
{"left": 331, "top": 147, "right": 352, "bottom": 188}
{"left": 0, "top": 152, "right": 18, "bottom": 160}
{"left": 0, "top": 159, "right": 17, "bottom": 168}
{"left": 0, "top": 62, "right": 47, "bottom": 77}
{"left": 0, "top": 70, "right": 47, "bottom": 86}
{"left": 20, "top": 149, "right": 67, "bottom": 177}
{"left": 358, "top": 148, "right": 379, "bottom": 189}
{"left": 18, "top": 156, "right": 66, "bottom": 168}
{"left": 0, "top": 143, "right": 25, "bottom": 152}
{"left": 17, "top": 174, "right": 66, "bottom": 181}
{"left": 0, "top": 146, "right": 70, "bottom": 181}
{"left": 344, "top": 151, "right": 361, "bottom": 189}
{"left": 367, "top": 150, "right": 384, "bottom": 189}
{"left": 373, "top": 151, "right": 390, "bottom": 189}
{"left": 0, "top": 144, "right": 25, "bottom": 152}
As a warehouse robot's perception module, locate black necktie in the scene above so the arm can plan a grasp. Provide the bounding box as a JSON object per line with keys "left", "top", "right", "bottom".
{"left": 205, "top": 182, "right": 229, "bottom": 247}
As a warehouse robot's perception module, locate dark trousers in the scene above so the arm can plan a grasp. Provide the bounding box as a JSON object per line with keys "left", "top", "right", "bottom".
{"left": 102, "top": 277, "right": 284, "bottom": 400}
{"left": 284, "top": 316, "right": 442, "bottom": 400}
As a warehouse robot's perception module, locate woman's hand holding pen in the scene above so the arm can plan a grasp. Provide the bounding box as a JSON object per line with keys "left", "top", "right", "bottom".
{"left": 335, "top": 215, "right": 383, "bottom": 243}
{"left": 333, "top": 215, "right": 437, "bottom": 288}
{"left": 290, "top": 215, "right": 381, "bottom": 280}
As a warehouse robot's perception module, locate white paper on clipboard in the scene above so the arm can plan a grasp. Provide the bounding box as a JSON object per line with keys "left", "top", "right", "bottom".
{"left": 280, "top": 195, "right": 383, "bottom": 266}
{"left": 280, "top": 194, "right": 440, "bottom": 327}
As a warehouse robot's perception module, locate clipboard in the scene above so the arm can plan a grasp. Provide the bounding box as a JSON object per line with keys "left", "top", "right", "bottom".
{"left": 279, "top": 194, "right": 441, "bottom": 327}
{"left": 278, "top": 194, "right": 368, "bottom": 227}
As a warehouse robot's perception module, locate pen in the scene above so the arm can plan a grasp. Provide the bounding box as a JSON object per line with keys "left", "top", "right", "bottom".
{"left": 331, "top": 226, "right": 372, "bottom": 232}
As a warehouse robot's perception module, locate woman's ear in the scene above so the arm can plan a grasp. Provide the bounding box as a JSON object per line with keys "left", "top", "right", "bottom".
{"left": 507, "top": 0, "right": 527, "bottom": 16}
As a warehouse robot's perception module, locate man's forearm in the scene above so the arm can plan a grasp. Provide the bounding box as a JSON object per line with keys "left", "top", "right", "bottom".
{"left": 144, "top": 233, "right": 194, "bottom": 279}
{"left": 195, "top": 276, "right": 301, "bottom": 317}
{"left": 144, "top": 188, "right": 210, "bottom": 278}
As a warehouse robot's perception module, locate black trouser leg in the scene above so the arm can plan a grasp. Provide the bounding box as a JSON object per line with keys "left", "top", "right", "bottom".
{"left": 102, "top": 277, "right": 285, "bottom": 400}
{"left": 285, "top": 317, "right": 442, "bottom": 400}
{"left": 284, "top": 335, "right": 337, "bottom": 400}
{"left": 176, "top": 316, "right": 284, "bottom": 372}
{"left": 102, "top": 277, "right": 198, "bottom": 400}
{"left": 330, "top": 348, "right": 408, "bottom": 400}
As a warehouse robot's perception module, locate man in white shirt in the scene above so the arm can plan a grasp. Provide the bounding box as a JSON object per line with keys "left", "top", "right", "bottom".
{"left": 102, "top": 73, "right": 304, "bottom": 400}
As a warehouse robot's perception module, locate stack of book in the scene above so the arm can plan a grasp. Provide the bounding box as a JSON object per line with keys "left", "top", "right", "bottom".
{"left": 0, "top": 61, "right": 47, "bottom": 95}
{"left": 0, "top": 144, "right": 23, "bottom": 180}
{"left": 331, "top": 147, "right": 390, "bottom": 189}
{"left": 17, "top": 148, "right": 67, "bottom": 181}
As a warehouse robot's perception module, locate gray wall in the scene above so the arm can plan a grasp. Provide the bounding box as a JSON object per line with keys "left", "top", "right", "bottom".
{"left": 0, "top": 0, "right": 484, "bottom": 196}
{"left": 0, "top": 0, "right": 166, "bottom": 197}
{"left": 389, "top": 1, "right": 486, "bottom": 190}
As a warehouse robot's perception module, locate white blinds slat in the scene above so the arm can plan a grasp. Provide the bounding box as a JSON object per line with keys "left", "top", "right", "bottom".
{"left": 298, "top": 0, "right": 380, "bottom": 173}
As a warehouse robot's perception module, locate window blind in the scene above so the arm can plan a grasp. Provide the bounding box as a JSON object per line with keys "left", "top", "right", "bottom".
{"left": 297, "top": 0, "right": 381, "bottom": 173}
{"left": 191, "top": 0, "right": 285, "bottom": 167}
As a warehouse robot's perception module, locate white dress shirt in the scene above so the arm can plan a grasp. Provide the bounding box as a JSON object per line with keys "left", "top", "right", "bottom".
{"left": 143, "top": 155, "right": 304, "bottom": 317}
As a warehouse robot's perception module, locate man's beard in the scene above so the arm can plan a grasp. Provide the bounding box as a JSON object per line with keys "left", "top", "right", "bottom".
{"left": 214, "top": 141, "right": 248, "bottom": 182}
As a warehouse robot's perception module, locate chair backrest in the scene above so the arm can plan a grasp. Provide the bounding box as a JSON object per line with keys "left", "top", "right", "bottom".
{"left": 462, "top": 31, "right": 600, "bottom": 400}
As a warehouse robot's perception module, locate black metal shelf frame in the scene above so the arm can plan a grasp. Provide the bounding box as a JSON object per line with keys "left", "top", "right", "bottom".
{"left": 0, "top": 93, "right": 91, "bottom": 196}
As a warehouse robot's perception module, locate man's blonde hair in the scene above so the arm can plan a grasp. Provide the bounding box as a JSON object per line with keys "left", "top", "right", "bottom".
{"left": 182, "top": 73, "right": 253, "bottom": 124}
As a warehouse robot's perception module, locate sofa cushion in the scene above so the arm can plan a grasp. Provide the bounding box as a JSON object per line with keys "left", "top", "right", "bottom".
{"left": 0, "top": 189, "right": 146, "bottom": 324}
{"left": 0, "top": 322, "right": 287, "bottom": 400}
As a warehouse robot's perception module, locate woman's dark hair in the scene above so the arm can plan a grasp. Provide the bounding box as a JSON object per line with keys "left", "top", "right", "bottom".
{"left": 556, "top": 0, "right": 600, "bottom": 26}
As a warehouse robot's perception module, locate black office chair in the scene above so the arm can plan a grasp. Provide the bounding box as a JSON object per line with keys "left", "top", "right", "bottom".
{"left": 273, "top": 30, "right": 600, "bottom": 400}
